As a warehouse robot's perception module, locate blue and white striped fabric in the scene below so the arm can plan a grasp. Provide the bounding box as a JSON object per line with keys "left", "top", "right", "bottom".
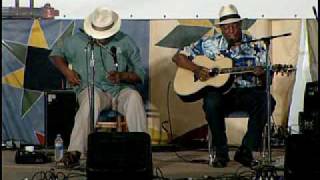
{"left": 186, "top": 33, "right": 267, "bottom": 88}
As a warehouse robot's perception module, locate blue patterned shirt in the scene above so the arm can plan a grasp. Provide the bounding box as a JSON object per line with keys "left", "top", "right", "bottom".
{"left": 186, "top": 33, "right": 267, "bottom": 88}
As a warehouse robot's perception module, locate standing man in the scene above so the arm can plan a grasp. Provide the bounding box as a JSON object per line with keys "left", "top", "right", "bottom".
{"left": 172, "top": 4, "right": 276, "bottom": 168}
{"left": 50, "top": 6, "right": 147, "bottom": 167}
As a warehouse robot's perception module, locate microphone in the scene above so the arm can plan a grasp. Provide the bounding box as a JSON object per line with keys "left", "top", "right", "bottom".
{"left": 110, "top": 46, "right": 119, "bottom": 70}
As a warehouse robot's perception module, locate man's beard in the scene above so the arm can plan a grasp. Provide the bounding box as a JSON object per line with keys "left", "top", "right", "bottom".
{"left": 226, "top": 34, "right": 242, "bottom": 49}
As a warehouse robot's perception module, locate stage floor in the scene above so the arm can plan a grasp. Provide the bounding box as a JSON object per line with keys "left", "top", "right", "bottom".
{"left": 2, "top": 147, "right": 285, "bottom": 179}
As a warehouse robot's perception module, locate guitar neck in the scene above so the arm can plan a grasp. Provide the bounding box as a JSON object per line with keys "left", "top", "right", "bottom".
{"left": 215, "top": 66, "right": 255, "bottom": 75}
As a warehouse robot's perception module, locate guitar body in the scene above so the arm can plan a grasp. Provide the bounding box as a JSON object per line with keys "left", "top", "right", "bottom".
{"left": 174, "top": 56, "right": 234, "bottom": 102}
{"left": 173, "top": 55, "right": 295, "bottom": 102}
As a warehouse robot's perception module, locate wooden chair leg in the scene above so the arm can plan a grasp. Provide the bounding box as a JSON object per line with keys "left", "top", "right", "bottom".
{"left": 116, "top": 117, "right": 122, "bottom": 132}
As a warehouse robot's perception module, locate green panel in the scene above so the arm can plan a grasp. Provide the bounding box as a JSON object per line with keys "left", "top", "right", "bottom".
{"left": 2, "top": 40, "right": 28, "bottom": 65}
{"left": 21, "top": 89, "right": 42, "bottom": 118}
{"left": 50, "top": 21, "right": 75, "bottom": 49}
{"left": 156, "top": 25, "right": 211, "bottom": 49}
{"left": 242, "top": 19, "right": 257, "bottom": 30}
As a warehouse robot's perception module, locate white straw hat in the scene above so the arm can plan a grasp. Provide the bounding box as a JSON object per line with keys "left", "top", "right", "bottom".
{"left": 216, "top": 4, "right": 242, "bottom": 25}
{"left": 84, "top": 6, "right": 121, "bottom": 39}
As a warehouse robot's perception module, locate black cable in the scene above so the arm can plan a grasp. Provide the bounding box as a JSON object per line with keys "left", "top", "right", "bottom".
{"left": 165, "top": 80, "right": 195, "bottom": 163}
{"left": 31, "top": 168, "right": 70, "bottom": 180}
{"left": 165, "top": 80, "right": 213, "bottom": 164}
{"left": 67, "top": 172, "right": 86, "bottom": 179}
{"left": 235, "top": 165, "right": 249, "bottom": 175}
{"left": 46, "top": 168, "right": 58, "bottom": 180}
{"left": 157, "top": 80, "right": 173, "bottom": 144}
{"left": 237, "top": 170, "right": 255, "bottom": 178}
{"left": 174, "top": 151, "right": 196, "bottom": 163}
{"left": 156, "top": 167, "right": 164, "bottom": 178}
{"left": 166, "top": 81, "right": 174, "bottom": 140}
{"left": 153, "top": 167, "right": 170, "bottom": 180}
{"left": 154, "top": 167, "right": 159, "bottom": 179}
{"left": 31, "top": 171, "right": 45, "bottom": 180}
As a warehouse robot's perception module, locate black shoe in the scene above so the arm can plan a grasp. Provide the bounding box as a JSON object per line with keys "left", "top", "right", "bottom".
{"left": 62, "top": 151, "right": 81, "bottom": 169}
{"left": 213, "top": 155, "right": 230, "bottom": 168}
{"left": 234, "top": 146, "right": 253, "bottom": 167}
{"left": 212, "top": 150, "right": 230, "bottom": 168}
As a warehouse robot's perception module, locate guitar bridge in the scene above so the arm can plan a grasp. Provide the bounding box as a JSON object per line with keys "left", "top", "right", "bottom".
{"left": 209, "top": 68, "right": 219, "bottom": 77}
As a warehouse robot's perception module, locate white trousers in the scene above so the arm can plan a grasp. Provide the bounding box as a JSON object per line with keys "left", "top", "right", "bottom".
{"left": 68, "top": 87, "right": 147, "bottom": 155}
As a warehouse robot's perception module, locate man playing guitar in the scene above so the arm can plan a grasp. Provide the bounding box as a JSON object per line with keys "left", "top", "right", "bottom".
{"left": 172, "top": 4, "right": 276, "bottom": 168}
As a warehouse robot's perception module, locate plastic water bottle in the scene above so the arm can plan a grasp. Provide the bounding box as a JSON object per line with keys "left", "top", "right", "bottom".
{"left": 54, "top": 134, "right": 64, "bottom": 162}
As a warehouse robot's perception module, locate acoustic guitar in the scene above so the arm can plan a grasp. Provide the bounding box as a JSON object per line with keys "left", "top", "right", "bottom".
{"left": 173, "top": 55, "right": 295, "bottom": 101}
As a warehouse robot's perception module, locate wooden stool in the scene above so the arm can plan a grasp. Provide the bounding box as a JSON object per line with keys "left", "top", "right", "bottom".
{"left": 96, "top": 110, "right": 128, "bottom": 132}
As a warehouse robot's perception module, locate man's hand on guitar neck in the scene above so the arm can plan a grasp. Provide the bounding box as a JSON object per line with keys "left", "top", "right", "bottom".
{"left": 253, "top": 66, "right": 265, "bottom": 76}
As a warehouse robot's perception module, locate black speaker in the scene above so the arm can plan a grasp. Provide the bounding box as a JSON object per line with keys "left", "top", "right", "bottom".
{"left": 86, "top": 132, "right": 153, "bottom": 180}
{"left": 24, "top": 47, "right": 66, "bottom": 91}
{"left": 304, "top": 81, "right": 319, "bottom": 113}
{"left": 284, "top": 134, "right": 320, "bottom": 179}
{"left": 299, "top": 111, "right": 320, "bottom": 135}
{"left": 45, "top": 90, "right": 78, "bottom": 148}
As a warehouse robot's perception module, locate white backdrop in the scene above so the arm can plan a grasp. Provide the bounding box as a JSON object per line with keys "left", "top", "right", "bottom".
{"left": 3, "top": 0, "right": 318, "bottom": 19}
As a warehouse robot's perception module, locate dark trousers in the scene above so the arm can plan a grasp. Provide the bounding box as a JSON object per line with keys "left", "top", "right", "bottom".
{"left": 203, "top": 88, "right": 276, "bottom": 154}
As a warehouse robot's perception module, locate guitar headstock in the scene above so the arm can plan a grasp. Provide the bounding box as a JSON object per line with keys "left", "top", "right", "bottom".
{"left": 272, "top": 64, "right": 296, "bottom": 76}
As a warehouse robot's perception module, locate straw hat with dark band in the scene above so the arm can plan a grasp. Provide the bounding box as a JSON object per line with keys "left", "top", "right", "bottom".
{"left": 216, "top": 4, "right": 242, "bottom": 25}
{"left": 84, "top": 6, "right": 121, "bottom": 39}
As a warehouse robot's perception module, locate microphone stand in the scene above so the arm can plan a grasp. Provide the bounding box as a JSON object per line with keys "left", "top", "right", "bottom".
{"left": 91, "top": 44, "right": 121, "bottom": 131}
{"left": 242, "top": 33, "right": 291, "bottom": 165}
{"left": 264, "top": 38, "right": 272, "bottom": 164}
{"left": 111, "top": 47, "right": 122, "bottom": 132}
{"left": 79, "top": 28, "right": 96, "bottom": 133}
{"left": 88, "top": 38, "right": 96, "bottom": 133}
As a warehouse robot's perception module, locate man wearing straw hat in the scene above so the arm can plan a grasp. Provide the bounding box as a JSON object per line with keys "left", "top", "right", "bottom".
{"left": 50, "top": 6, "right": 147, "bottom": 167}
{"left": 172, "top": 4, "right": 276, "bottom": 168}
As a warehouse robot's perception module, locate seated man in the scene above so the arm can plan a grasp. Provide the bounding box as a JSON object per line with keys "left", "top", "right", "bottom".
{"left": 49, "top": 6, "right": 147, "bottom": 167}
{"left": 172, "top": 4, "right": 276, "bottom": 168}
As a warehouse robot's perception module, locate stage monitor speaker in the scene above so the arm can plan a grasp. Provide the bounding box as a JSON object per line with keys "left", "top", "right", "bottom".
{"left": 284, "top": 134, "right": 320, "bottom": 179}
{"left": 299, "top": 111, "right": 320, "bottom": 135}
{"left": 86, "top": 132, "right": 153, "bottom": 180}
{"left": 304, "top": 81, "right": 319, "bottom": 113}
{"left": 45, "top": 90, "right": 78, "bottom": 148}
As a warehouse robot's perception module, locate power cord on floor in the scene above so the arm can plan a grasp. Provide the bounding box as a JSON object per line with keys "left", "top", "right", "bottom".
{"left": 164, "top": 80, "right": 174, "bottom": 141}
{"left": 153, "top": 167, "right": 170, "bottom": 180}
{"left": 29, "top": 168, "right": 86, "bottom": 180}
{"left": 164, "top": 81, "right": 218, "bottom": 164}
{"left": 66, "top": 172, "right": 86, "bottom": 179}
{"left": 164, "top": 81, "right": 208, "bottom": 164}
